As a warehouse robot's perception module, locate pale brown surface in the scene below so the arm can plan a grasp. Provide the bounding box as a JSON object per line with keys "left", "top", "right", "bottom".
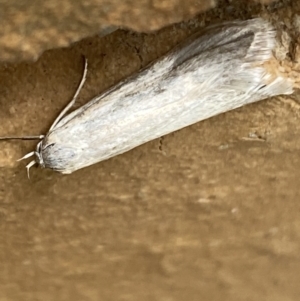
{"left": 1, "top": 1, "right": 300, "bottom": 301}
{"left": 0, "top": 0, "right": 282, "bottom": 62}
{"left": 0, "top": 0, "right": 216, "bottom": 62}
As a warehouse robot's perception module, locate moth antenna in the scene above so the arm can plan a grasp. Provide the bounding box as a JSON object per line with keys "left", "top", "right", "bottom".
{"left": 17, "top": 151, "right": 35, "bottom": 161}
{"left": 26, "top": 160, "right": 36, "bottom": 179}
{"left": 0, "top": 135, "right": 44, "bottom": 141}
{"left": 49, "top": 57, "right": 88, "bottom": 131}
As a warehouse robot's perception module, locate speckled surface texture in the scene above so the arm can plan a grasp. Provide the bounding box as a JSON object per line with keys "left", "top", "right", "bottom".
{"left": 1, "top": 0, "right": 300, "bottom": 300}
{"left": 0, "top": 0, "right": 216, "bottom": 62}
{"left": 0, "top": 0, "right": 282, "bottom": 62}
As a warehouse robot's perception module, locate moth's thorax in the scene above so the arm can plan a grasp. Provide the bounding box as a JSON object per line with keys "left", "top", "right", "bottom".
{"left": 38, "top": 135, "right": 78, "bottom": 172}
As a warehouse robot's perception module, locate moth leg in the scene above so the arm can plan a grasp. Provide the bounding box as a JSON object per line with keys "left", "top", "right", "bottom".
{"left": 17, "top": 151, "right": 35, "bottom": 161}
{"left": 25, "top": 160, "right": 36, "bottom": 179}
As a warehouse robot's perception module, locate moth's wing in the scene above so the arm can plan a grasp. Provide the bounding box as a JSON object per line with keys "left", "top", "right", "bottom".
{"left": 54, "top": 18, "right": 274, "bottom": 130}
{"left": 42, "top": 18, "right": 293, "bottom": 174}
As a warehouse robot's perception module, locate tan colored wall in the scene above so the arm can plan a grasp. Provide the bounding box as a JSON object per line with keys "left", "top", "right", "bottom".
{"left": 1, "top": 1, "right": 300, "bottom": 300}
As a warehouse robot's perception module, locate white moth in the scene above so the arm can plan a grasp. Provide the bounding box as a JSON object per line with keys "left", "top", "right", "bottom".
{"left": 5, "top": 18, "right": 294, "bottom": 175}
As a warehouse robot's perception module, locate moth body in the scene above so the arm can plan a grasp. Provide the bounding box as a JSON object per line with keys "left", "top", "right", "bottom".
{"left": 23, "top": 18, "right": 294, "bottom": 174}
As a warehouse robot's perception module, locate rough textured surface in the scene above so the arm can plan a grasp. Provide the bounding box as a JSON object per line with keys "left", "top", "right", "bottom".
{"left": 0, "top": 0, "right": 281, "bottom": 62}
{"left": 0, "top": 0, "right": 216, "bottom": 62}
{"left": 1, "top": 0, "right": 300, "bottom": 301}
